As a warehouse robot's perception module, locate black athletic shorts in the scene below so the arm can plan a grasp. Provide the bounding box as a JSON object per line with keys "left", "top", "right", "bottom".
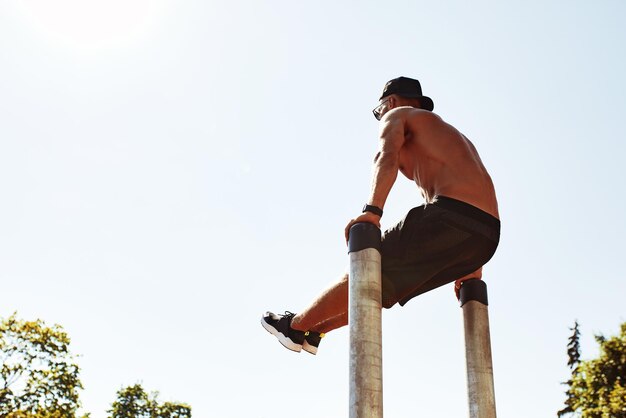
{"left": 380, "top": 196, "right": 500, "bottom": 308}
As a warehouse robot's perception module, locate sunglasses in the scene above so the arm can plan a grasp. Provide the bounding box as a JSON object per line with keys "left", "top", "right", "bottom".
{"left": 372, "top": 99, "right": 390, "bottom": 121}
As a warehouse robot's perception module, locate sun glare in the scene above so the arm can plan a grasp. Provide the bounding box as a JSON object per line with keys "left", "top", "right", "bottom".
{"left": 17, "top": 0, "right": 167, "bottom": 51}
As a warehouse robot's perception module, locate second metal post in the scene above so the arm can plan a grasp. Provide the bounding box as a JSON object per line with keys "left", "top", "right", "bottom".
{"left": 460, "top": 279, "right": 497, "bottom": 418}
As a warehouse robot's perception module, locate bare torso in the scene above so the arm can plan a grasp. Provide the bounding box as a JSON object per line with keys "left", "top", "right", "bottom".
{"left": 392, "top": 107, "right": 499, "bottom": 219}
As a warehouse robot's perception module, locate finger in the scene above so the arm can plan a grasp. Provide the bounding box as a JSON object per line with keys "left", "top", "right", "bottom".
{"left": 345, "top": 219, "right": 356, "bottom": 242}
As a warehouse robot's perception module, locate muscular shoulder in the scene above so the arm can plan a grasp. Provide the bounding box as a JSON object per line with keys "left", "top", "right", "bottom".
{"left": 384, "top": 106, "right": 441, "bottom": 124}
{"left": 380, "top": 106, "right": 442, "bottom": 135}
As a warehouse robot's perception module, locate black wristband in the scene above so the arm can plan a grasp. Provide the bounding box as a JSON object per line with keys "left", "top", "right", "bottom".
{"left": 362, "top": 204, "right": 383, "bottom": 217}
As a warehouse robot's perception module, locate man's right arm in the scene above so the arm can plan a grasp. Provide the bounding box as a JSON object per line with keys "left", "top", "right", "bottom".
{"left": 344, "top": 109, "right": 407, "bottom": 242}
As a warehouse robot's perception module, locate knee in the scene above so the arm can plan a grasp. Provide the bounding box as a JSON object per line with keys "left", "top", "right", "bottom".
{"left": 340, "top": 273, "right": 349, "bottom": 284}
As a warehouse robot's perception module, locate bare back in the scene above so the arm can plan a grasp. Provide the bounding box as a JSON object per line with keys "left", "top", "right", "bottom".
{"left": 388, "top": 107, "right": 499, "bottom": 219}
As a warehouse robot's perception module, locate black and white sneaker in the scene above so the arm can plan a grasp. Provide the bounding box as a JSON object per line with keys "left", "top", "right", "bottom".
{"left": 261, "top": 311, "right": 306, "bottom": 353}
{"left": 302, "top": 331, "right": 324, "bottom": 355}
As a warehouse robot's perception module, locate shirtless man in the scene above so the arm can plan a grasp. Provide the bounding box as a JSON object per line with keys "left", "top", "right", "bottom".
{"left": 262, "top": 77, "right": 500, "bottom": 355}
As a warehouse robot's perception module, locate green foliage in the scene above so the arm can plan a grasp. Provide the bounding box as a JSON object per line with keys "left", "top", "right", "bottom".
{"left": 4, "top": 412, "right": 89, "bottom": 418}
{"left": 108, "top": 384, "right": 191, "bottom": 418}
{"left": 559, "top": 321, "right": 582, "bottom": 417}
{"left": 567, "top": 321, "right": 582, "bottom": 370}
{"left": 559, "top": 322, "right": 626, "bottom": 418}
{"left": 0, "top": 313, "right": 84, "bottom": 417}
{"left": 1, "top": 313, "right": 189, "bottom": 418}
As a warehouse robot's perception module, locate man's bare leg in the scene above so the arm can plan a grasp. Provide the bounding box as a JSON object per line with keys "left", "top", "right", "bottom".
{"left": 290, "top": 273, "right": 348, "bottom": 333}
{"left": 309, "top": 312, "right": 348, "bottom": 334}
{"left": 454, "top": 267, "right": 483, "bottom": 298}
{"left": 292, "top": 266, "right": 483, "bottom": 331}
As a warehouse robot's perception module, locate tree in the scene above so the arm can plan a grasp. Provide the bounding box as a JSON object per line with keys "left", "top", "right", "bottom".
{"left": 559, "top": 321, "right": 582, "bottom": 417}
{"left": 108, "top": 384, "right": 191, "bottom": 418}
{"left": 559, "top": 322, "right": 626, "bottom": 417}
{"left": 1, "top": 314, "right": 190, "bottom": 417}
{"left": 0, "top": 313, "right": 85, "bottom": 417}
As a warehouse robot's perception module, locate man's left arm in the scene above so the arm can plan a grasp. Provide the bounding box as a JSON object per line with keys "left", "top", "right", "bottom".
{"left": 344, "top": 110, "right": 406, "bottom": 242}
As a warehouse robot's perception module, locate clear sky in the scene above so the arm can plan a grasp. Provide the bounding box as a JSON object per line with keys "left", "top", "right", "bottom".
{"left": 1, "top": 1, "right": 625, "bottom": 417}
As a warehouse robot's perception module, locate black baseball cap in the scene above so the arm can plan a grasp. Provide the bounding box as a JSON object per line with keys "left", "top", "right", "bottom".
{"left": 379, "top": 76, "right": 434, "bottom": 111}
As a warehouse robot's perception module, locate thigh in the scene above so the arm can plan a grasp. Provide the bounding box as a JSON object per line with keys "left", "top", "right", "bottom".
{"left": 396, "top": 235, "right": 498, "bottom": 305}
{"left": 382, "top": 205, "right": 472, "bottom": 271}
{"left": 380, "top": 206, "right": 425, "bottom": 261}
{"left": 380, "top": 206, "right": 484, "bottom": 308}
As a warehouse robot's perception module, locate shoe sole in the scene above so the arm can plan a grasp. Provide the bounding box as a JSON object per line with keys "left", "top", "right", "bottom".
{"left": 302, "top": 340, "right": 318, "bottom": 355}
{"left": 261, "top": 316, "right": 302, "bottom": 353}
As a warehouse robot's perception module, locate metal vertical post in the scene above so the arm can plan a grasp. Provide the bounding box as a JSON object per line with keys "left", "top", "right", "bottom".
{"left": 348, "top": 223, "right": 383, "bottom": 418}
{"left": 460, "top": 279, "right": 497, "bottom": 418}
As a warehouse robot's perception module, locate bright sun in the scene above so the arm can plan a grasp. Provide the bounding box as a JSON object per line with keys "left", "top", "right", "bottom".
{"left": 17, "top": 0, "right": 167, "bottom": 51}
